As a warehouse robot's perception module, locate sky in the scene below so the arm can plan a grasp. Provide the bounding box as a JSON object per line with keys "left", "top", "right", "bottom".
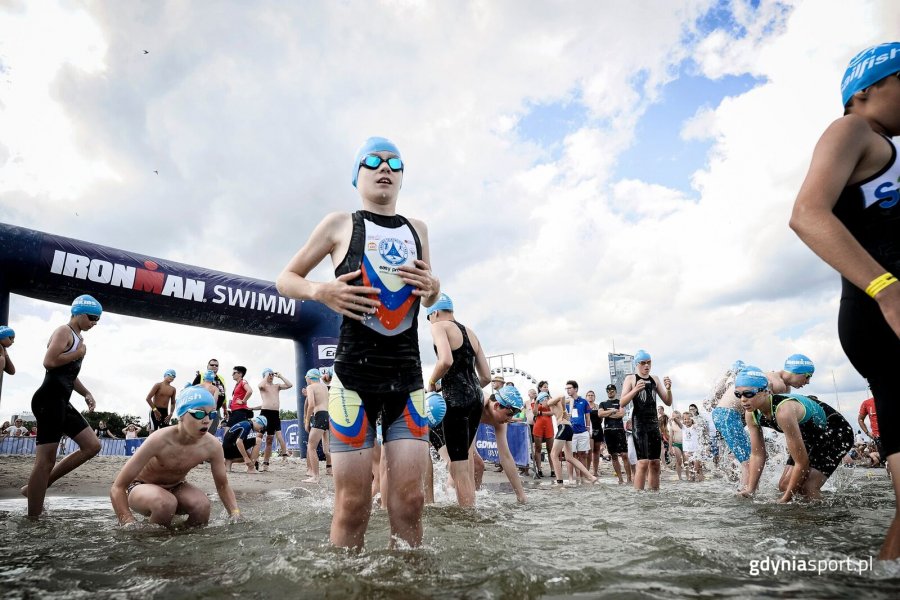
{"left": 0, "top": 0, "right": 896, "bottom": 427}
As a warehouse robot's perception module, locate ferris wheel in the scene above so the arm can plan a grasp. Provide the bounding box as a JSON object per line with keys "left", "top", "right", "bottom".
{"left": 488, "top": 353, "right": 538, "bottom": 387}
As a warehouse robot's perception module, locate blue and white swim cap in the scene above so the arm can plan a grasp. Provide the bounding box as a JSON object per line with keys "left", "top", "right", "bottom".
{"left": 164, "top": 369, "right": 176, "bottom": 379}
{"left": 731, "top": 360, "right": 745, "bottom": 374}
{"left": 305, "top": 368, "right": 321, "bottom": 381}
{"left": 495, "top": 385, "right": 524, "bottom": 411}
{"left": 784, "top": 354, "right": 815, "bottom": 375}
{"left": 203, "top": 369, "right": 217, "bottom": 382}
{"left": 735, "top": 366, "right": 768, "bottom": 389}
{"left": 0, "top": 326, "right": 14, "bottom": 340}
{"left": 634, "top": 350, "right": 651, "bottom": 364}
{"left": 252, "top": 415, "right": 268, "bottom": 429}
{"left": 425, "top": 293, "right": 453, "bottom": 317}
{"left": 71, "top": 294, "right": 102, "bottom": 316}
{"left": 352, "top": 136, "right": 402, "bottom": 188}
{"left": 841, "top": 42, "right": 900, "bottom": 106}
{"left": 425, "top": 392, "right": 447, "bottom": 426}
{"left": 262, "top": 368, "right": 274, "bottom": 377}
{"left": 536, "top": 391, "right": 550, "bottom": 403}
{"left": 175, "top": 386, "right": 216, "bottom": 418}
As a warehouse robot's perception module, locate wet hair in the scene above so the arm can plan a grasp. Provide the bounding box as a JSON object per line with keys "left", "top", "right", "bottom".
{"left": 566, "top": 380, "right": 578, "bottom": 390}
{"left": 233, "top": 366, "right": 247, "bottom": 377}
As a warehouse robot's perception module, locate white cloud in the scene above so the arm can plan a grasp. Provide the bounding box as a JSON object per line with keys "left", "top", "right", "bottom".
{"left": 1, "top": 0, "right": 896, "bottom": 424}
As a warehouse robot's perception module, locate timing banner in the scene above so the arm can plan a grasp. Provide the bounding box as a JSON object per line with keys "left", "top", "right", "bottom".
{"left": 474, "top": 422, "right": 529, "bottom": 467}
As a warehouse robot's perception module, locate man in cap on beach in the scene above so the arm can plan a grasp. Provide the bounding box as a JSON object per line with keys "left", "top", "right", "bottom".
{"left": 145, "top": 369, "right": 177, "bottom": 431}
{"left": 110, "top": 386, "right": 241, "bottom": 526}
{"left": 598, "top": 383, "right": 629, "bottom": 484}
{"left": 303, "top": 368, "right": 330, "bottom": 483}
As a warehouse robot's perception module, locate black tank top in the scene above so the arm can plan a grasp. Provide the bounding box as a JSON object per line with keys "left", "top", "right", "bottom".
{"left": 433, "top": 321, "right": 481, "bottom": 409}
{"left": 333, "top": 210, "right": 423, "bottom": 393}
{"left": 630, "top": 374, "right": 658, "bottom": 424}
{"left": 36, "top": 327, "right": 83, "bottom": 401}
{"left": 833, "top": 135, "right": 900, "bottom": 300}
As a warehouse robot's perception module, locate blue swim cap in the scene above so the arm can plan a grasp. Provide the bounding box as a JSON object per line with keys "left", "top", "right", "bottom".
{"left": 71, "top": 294, "right": 102, "bottom": 316}
{"left": 202, "top": 369, "right": 217, "bottom": 382}
{"left": 252, "top": 415, "right": 268, "bottom": 429}
{"left": 495, "top": 385, "right": 524, "bottom": 411}
{"left": 841, "top": 42, "right": 900, "bottom": 106}
{"left": 0, "top": 326, "right": 14, "bottom": 340}
{"left": 305, "top": 368, "right": 321, "bottom": 381}
{"left": 164, "top": 369, "right": 176, "bottom": 379}
{"left": 425, "top": 293, "right": 453, "bottom": 317}
{"left": 352, "top": 136, "right": 401, "bottom": 187}
{"left": 175, "top": 386, "right": 216, "bottom": 418}
{"left": 784, "top": 354, "right": 814, "bottom": 375}
{"left": 536, "top": 391, "right": 550, "bottom": 403}
{"left": 262, "top": 368, "right": 274, "bottom": 377}
{"left": 425, "top": 392, "right": 447, "bottom": 426}
{"left": 634, "top": 350, "right": 651, "bottom": 364}
{"left": 731, "top": 360, "right": 745, "bottom": 374}
{"left": 735, "top": 366, "right": 768, "bottom": 389}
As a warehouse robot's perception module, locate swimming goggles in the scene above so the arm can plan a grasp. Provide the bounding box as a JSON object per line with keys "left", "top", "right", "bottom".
{"left": 359, "top": 154, "right": 404, "bottom": 172}
{"left": 185, "top": 409, "right": 217, "bottom": 420}
{"left": 733, "top": 389, "right": 765, "bottom": 399}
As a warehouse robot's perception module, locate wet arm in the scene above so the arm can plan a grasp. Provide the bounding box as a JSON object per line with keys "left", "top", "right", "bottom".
{"left": 109, "top": 439, "right": 156, "bottom": 524}
{"left": 1, "top": 348, "right": 13, "bottom": 375}
{"left": 619, "top": 378, "right": 638, "bottom": 408}
{"left": 278, "top": 374, "right": 293, "bottom": 390}
{"left": 777, "top": 406, "right": 810, "bottom": 502}
{"left": 495, "top": 423, "right": 526, "bottom": 503}
{"left": 743, "top": 412, "right": 767, "bottom": 496}
{"left": 209, "top": 446, "right": 239, "bottom": 516}
{"left": 428, "top": 323, "right": 453, "bottom": 390}
{"left": 468, "top": 330, "right": 492, "bottom": 389}
{"left": 858, "top": 413, "right": 871, "bottom": 438}
{"left": 655, "top": 376, "right": 673, "bottom": 406}
{"left": 145, "top": 384, "right": 160, "bottom": 409}
{"left": 42, "top": 328, "right": 83, "bottom": 369}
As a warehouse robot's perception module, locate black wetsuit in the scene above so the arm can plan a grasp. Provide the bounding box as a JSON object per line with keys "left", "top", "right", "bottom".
{"left": 753, "top": 394, "right": 853, "bottom": 477}
{"left": 833, "top": 135, "right": 900, "bottom": 458}
{"left": 429, "top": 322, "right": 483, "bottom": 461}
{"left": 629, "top": 375, "right": 661, "bottom": 460}
{"left": 31, "top": 326, "right": 90, "bottom": 445}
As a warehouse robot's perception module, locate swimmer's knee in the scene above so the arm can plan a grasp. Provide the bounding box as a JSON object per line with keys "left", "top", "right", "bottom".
{"left": 83, "top": 438, "right": 101, "bottom": 456}
{"left": 150, "top": 494, "right": 178, "bottom": 517}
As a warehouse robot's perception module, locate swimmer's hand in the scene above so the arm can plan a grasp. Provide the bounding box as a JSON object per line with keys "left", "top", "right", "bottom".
{"left": 736, "top": 490, "right": 754, "bottom": 499}
{"left": 875, "top": 281, "right": 900, "bottom": 339}
{"left": 398, "top": 259, "right": 438, "bottom": 298}
{"left": 84, "top": 392, "right": 96, "bottom": 412}
{"left": 229, "top": 509, "right": 241, "bottom": 522}
{"left": 633, "top": 379, "right": 646, "bottom": 392}
{"left": 74, "top": 342, "right": 87, "bottom": 360}
{"left": 314, "top": 270, "right": 381, "bottom": 321}
{"left": 516, "top": 493, "right": 527, "bottom": 504}
{"left": 777, "top": 494, "right": 793, "bottom": 504}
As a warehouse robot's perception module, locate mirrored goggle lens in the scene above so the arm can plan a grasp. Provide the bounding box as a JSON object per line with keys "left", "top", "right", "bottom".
{"left": 361, "top": 155, "right": 403, "bottom": 171}
{"left": 187, "top": 409, "right": 216, "bottom": 419}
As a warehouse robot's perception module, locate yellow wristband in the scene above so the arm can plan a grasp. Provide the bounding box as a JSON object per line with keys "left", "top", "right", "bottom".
{"left": 865, "top": 273, "right": 898, "bottom": 298}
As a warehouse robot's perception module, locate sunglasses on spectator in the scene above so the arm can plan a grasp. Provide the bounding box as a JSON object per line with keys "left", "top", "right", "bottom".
{"left": 185, "top": 409, "right": 217, "bottom": 420}
{"left": 359, "top": 154, "right": 404, "bottom": 172}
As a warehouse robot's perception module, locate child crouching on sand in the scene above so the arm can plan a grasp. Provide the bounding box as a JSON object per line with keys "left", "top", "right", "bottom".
{"left": 110, "top": 386, "right": 240, "bottom": 526}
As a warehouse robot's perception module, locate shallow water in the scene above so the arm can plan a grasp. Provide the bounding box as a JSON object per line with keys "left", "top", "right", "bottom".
{"left": 0, "top": 468, "right": 899, "bottom": 599}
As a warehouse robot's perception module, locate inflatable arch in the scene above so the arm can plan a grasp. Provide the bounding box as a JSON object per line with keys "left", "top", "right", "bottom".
{"left": 0, "top": 222, "right": 340, "bottom": 453}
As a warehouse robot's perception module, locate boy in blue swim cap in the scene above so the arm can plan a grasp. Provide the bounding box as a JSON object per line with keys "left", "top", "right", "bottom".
{"left": 791, "top": 41, "right": 900, "bottom": 560}
{"left": 277, "top": 137, "right": 441, "bottom": 549}
{"left": 145, "top": 369, "right": 177, "bottom": 430}
{"left": 111, "top": 386, "right": 241, "bottom": 526}
{"left": 0, "top": 325, "right": 15, "bottom": 379}
{"left": 24, "top": 295, "right": 103, "bottom": 517}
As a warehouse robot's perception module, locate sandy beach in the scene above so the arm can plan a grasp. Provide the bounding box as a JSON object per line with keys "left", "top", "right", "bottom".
{"left": 0, "top": 454, "right": 332, "bottom": 500}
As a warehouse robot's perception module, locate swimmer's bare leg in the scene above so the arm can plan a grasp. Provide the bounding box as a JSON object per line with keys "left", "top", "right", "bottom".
{"left": 128, "top": 484, "right": 180, "bottom": 526}
{"left": 263, "top": 435, "right": 274, "bottom": 470}
{"left": 330, "top": 448, "right": 375, "bottom": 549}
{"left": 633, "top": 459, "right": 650, "bottom": 490}
{"left": 173, "top": 482, "right": 212, "bottom": 526}
{"left": 564, "top": 443, "right": 597, "bottom": 482}
{"left": 473, "top": 450, "right": 484, "bottom": 490}
{"left": 382, "top": 439, "right": 428, "bottom": 548}
{"left": 879, "top": 453, "right": 900, "bottom": 560}
{"left": 304, "top": 428, "right": 325, "bottom": 483}
{"left": 275, "top": 431, "right": 291, "bottom": 458}
{"left": 25, "top": 428, "right": 101, "bottom": 515}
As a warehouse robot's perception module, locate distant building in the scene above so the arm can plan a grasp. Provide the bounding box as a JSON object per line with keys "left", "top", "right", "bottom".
{"left": 608, "top": 353, "right": 635, "bottom": 393}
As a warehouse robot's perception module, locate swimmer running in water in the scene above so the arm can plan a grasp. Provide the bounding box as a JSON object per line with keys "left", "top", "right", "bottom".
{"left": 277, "top": 137, "right": 440, "bottom": 549}
{"left": 24, "top": 295, "right": 102, "bottom": 517}
{"left": 0, "top": 326, "right": 16, "bottom": 379}
{"left": 303, "top": 368, "right": 329, "bottom": 483}
{"left": 737, "top": 366, "right": 853, "bottom": 503}
{"left": 790, "top": 41, "right": 900, "bottom": 559}
{"left": 110, "top": 386, "right": 241, "bottom": 526}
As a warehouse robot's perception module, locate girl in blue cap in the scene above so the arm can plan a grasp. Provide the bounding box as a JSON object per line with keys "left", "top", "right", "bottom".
{"left": 277, "top": 137, "right": 440, "bottom": 549}
{"left": 24, "top": 295, "right": 103, "bottom": 517}
{"left": 790, "top": 42, "right": 900, "bottom": 559}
